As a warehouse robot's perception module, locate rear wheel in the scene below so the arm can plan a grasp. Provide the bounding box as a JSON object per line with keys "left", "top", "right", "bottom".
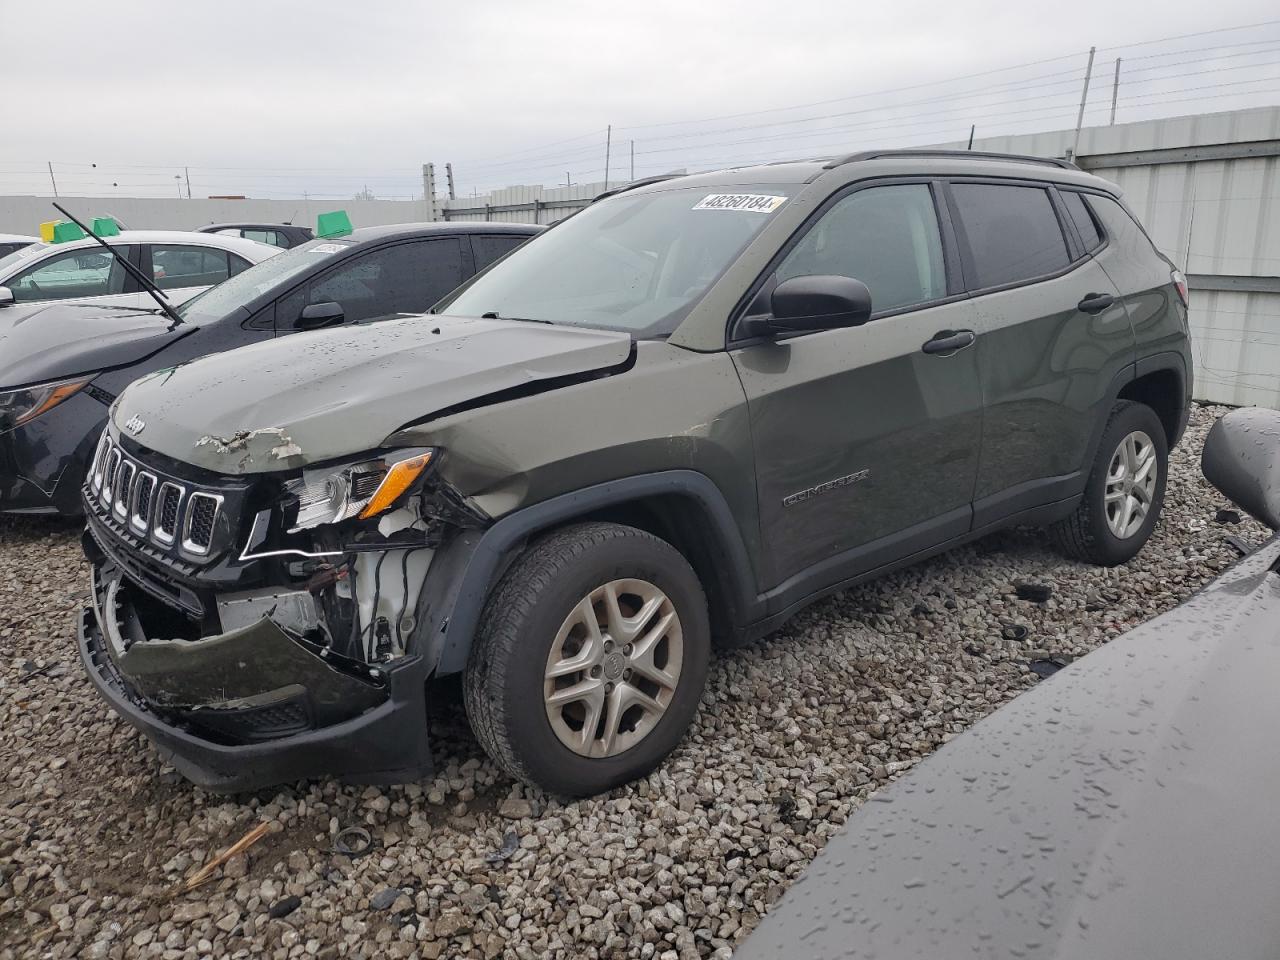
{"left": 1052, "top": 400, "right": 1168, "bottom": 566}
{"left": 464, "top": 522, "right": 710, "bottom": 796}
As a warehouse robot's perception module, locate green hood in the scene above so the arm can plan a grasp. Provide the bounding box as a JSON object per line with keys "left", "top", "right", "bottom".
{"left": 112, "top": 314, "right": 633, "bottom": 473}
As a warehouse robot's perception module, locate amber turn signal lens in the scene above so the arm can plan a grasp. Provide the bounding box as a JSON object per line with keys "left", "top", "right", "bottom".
{"left": 357, "top": 452, "right": 434, "bottom": 520}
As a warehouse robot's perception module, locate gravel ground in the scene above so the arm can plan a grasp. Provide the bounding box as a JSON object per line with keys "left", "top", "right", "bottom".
{"left": 0, "top": 403, "right": 1270, "bottom": 960}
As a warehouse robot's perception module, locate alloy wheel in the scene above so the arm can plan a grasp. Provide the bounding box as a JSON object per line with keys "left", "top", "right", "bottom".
{"left": 543, "top": 578, "right": 684, "bottom": 758}
{"left": 1105, "top": 429, "right": 1158, "bottom": 539}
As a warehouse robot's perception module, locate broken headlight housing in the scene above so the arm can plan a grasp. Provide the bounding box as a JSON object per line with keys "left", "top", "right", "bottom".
{"left": 285, "top": 448, "right": 436, "bottom": 532}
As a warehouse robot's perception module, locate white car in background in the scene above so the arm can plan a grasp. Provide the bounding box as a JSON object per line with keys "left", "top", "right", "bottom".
{"left": 0, "top": 231, "right": 281, "bottom": 311}
{"left": 0, "top": 234, "right": 39, "bottom": 258}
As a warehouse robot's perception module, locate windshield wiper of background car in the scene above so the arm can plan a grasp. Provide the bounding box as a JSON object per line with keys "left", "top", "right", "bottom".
{"left": 52, "top": 202, "right": 185, "bottom": 329}
{"left": 480, "top": 310, "right": 553, "bottom": 324}
{"left": 478, "top": 312, "right": 552, "bottom": 327}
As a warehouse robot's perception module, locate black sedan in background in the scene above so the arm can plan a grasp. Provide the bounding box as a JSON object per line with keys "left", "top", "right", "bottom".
{"left": 737, "top": 406, "right": 1280, "bottom": 960}
{"left": 0, "top": 221, "right": 541, "bottom": 515}
{"left": 195, "top": 222, "right": 315, "bottom": 249}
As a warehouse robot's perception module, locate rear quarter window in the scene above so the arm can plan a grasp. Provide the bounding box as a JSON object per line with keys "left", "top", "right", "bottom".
{"left": 951, "top": 182, "right": 1070, "bottom": 289}
{"left": 1060, "top": 191, "right": 1104, "bottom": 252}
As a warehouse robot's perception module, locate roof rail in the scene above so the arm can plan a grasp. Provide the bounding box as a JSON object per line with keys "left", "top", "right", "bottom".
{"left": 592, "top": 174, "right": 685, "bottom": 203}
{"left": 822, "top": 149, "right": 1077, "bottom": 171}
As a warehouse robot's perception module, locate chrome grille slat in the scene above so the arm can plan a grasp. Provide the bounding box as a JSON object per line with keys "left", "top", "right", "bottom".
{"left": 101, "top": 449, "right": 122, "bottom": 507}
{"left": 154, "top": 482, "right": 184, "bottom": 545}
{"left": 113, "top": 461, "right": 136, "bottom": 519}
{"left": 182, "top": 492, "right": 222, "bottom": 555}
{"left": 130, "top": 472, "right": 157, "bottom": 535}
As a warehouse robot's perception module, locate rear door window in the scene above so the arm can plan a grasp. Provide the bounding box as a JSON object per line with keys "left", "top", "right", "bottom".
{"left": 951, "top": 183, "right": 1070, "bottom": 289}
{"left": 1060, "top": 191, "right": 1103, "bottom": 252}
{"left": 150, "top": 245, "right": 232, "bottom": 290}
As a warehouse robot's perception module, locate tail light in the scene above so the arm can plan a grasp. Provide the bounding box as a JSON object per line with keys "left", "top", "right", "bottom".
{"left": 1171, "top": 269, "right": 1189, "bottom": 308}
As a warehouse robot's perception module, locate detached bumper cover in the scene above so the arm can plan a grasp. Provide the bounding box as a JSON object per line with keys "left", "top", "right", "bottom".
{"left": 78, "top": 571, "right": 433, "bottom": 792}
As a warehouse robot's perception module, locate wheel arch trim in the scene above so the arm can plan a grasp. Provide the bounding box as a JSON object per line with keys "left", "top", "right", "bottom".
{"left": 429, "top": 470, "right": 761, "bottom": 675}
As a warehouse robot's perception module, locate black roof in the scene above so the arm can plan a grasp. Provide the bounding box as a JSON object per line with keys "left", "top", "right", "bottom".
{"left": 346, "top": 221, "right": 543, "bottom": 242}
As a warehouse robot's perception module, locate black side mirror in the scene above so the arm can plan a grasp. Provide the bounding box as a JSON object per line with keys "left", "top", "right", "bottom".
{"left": 744, "top": 275, "right": 873, "bottom": 337}
{"left": 296, "top": 301, "right": 345, "bottom": 330}
{"left": 1202, "top": 407, "right": 1280, "bottom": 531}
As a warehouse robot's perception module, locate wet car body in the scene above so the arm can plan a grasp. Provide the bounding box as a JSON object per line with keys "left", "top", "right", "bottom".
{"left": 736, "top": 409, "right": 1280, "bottom": 960}
{"left": 0, "top": 222, "right": 540, "bottom": 515}
{"left": 76, "top": 152, "right": 1195, "bottom": 793}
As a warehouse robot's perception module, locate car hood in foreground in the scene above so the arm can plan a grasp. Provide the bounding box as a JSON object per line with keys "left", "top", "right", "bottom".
{"left": 112, "top": 314, "right": 633, "bottom": 473}
{"left": 737, "top": 535, "right": 1280, "bottom": 960}
{"left": 0, "top": 303, "right": 191, "bottom": 389}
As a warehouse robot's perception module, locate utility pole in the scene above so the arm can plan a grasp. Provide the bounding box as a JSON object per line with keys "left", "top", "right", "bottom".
{"left": 445, "top": 162, "right": 456, "bottom": 200}
{"left": 565, "top": 172, "right": 571, "bottom": 188}
{"left": 630, "top": 140, "right": 635, "bottom": 181}
{"left": 47, "top": 161, "right": 58, "bottom": 198}
{"left": 423, "top": 163, "right": 439, "bottom": 221}
{"left": 1110, "top": 58, "right": 1121, "bottom": 125}
{"left": 1071, "top": 46, "right": 1096, "bottom": 162}
{"left": 966, "top": 125, "right": 975, "bottom": 150}
{"left": 184, "top": 166, "right": 192, "bottom": 199}
{"left": 604, "top": 125, "right": 612, "bottom": 191}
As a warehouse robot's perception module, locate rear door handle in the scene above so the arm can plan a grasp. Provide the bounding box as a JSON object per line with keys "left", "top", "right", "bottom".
{"left": 922, "top": 329, "right": 976, "bottom": 355}
{"left": 1077, "top": 292, "right": 1116, "bottom": 314}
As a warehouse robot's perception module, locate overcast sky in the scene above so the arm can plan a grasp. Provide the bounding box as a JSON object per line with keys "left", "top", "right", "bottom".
{"left": 2, "top": 1, "right": 1278, "bottom": 200}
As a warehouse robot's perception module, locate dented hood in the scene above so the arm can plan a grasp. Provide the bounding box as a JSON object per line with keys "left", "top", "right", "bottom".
{"left": 0, "top": 302, "right": 190, "bottom": 389}
{"left": 112, "top": 314, "right": 632, "bottom": 473}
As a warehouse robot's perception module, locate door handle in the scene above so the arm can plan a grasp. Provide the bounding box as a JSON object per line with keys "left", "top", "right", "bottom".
{"left": 922, "top": 329, "right": 976, "bottom": 355}
{"left": 1077, "top": 292, "right": 1116, "bottom": 314}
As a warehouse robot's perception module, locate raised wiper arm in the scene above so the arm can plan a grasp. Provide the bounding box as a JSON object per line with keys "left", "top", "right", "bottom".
{"left": 52, "top": 203, "right": 185, "bottom": 328}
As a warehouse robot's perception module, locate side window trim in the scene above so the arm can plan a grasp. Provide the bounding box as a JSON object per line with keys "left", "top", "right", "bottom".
{"left": 1047, "top": 187, "right": 1085, "bottom": 262}
{"left": 942, "top": 176, "right": 1081, "bottom": 298}
{"left": 727, "top": 176, "right": 965, "bottom": 346}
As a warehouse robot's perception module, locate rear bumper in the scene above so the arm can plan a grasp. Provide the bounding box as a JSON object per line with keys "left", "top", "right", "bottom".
{"left": 78, "top": 569, "right": 434, "bottom": 793}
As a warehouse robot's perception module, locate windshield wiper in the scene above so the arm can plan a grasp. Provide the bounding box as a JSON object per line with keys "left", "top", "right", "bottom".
{"left": 480, "top": 310, "right": 553, "bottom": 325}
{"left": 52, "top": 202, "right": 185, "bottom": 329}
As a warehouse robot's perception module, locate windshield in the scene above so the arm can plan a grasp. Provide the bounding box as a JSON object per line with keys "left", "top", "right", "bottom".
{"left": 439, "top": 184, "right": 796, "bottom": 337}
{"left": 175, "top": 237, "right": 355, "bottom": 323}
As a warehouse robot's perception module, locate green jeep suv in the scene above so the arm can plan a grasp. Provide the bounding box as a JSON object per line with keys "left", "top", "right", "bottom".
{"left": 78, "top": 150, "right": 1192, "bottom": 796}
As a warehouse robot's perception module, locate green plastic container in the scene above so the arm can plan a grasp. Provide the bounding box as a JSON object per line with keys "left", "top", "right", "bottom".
{"left": 50, "top": 221, "right": 87, "bottom": 244}
{"left": 91, "top": 216, "right": 121, "bottom": 237}
{"left": 316, "top": 210, "right": 353, "bottom": 238}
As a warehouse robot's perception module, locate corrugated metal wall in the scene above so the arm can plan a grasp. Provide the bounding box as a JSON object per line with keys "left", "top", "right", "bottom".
{"left": 440, "top": 182, "right": 605, "bottom": 225}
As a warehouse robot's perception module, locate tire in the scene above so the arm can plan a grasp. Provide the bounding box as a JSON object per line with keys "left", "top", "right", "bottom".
{"left": 1052, "top": 400, "right": 1168, "bottom": 566}
{"left": 464, "top": 521, "right": 710, "bottom": 797}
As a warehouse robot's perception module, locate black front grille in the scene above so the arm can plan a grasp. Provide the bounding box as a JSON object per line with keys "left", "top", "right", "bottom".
{"left": 132, "top": 474, "right": 156, "bottom": 534}
{"left": 84, "top": 428, "right": 247, "bottom": 564}
{"left": 157, "top": 485, "right": 182, "bottom": 540}
{"left": 185, "top": 494, "right": 218, "bottom": 551}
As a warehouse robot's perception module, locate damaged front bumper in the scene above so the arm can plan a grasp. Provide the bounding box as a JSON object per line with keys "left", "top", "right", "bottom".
{"left": 79, "top": 564, "right": 433, "bottom": 793}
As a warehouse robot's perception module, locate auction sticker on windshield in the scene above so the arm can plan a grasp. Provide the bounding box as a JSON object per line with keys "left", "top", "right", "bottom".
{"left": 693, "top": 194, "right": 787, "bottom": 213}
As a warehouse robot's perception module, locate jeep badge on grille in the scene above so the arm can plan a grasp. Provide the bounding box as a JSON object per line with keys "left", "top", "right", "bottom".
{"left": 124, "top": 415, "right": 146, "bottom": 436}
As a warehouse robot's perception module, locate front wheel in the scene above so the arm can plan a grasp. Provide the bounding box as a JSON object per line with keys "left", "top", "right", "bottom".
{"left": 464, "top": 522, "right": 710, "bottom": 796}
{"left": 1052, "top": 400, "right": 1168, "bottom": 566}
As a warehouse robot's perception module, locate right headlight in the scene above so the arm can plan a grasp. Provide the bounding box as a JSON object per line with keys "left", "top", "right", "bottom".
{"left": 0, "top": 375, "right": 96, "bottom": 435}
{"left": 284, "top": 448, "right": 436, "bottom": 532}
